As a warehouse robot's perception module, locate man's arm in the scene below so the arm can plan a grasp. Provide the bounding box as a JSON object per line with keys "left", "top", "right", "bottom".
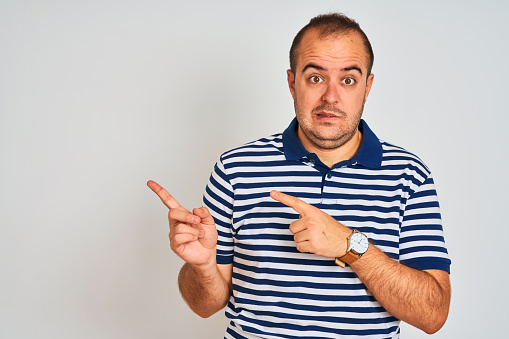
{"left": 270, "top": 190, "right": 451, "bottom": 334}
{"left": 351, "top": 245, "right": 450, "bottom": 334}
{"left": 147, "top": 180, "right": 233, "bottom": 318}
{"left": 178, "top": 262, "right": 233, "bottom": 318}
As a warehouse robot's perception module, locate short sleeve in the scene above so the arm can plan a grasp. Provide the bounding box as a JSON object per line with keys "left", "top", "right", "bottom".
{"left": 399, "top": 175, "right": 451, "bottom": 273}
{"left": 203, "top": 157, "right": 235, "bottom": 264}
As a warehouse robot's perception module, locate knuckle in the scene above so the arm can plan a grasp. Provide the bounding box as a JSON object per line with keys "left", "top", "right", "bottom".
{"left": 289, "top": 224, "right": 296, "bottom": 234}
{"left": 172, "top": 224, "right": 182, "bottom": 233}
{"left": 169, "top": 233, "right": 176, "bottom": 248}
{"left": 168, "top": 209, "right": 177, "bottom": 220}
{"left": 308, "top": 219, "right": 320, "bottom": 230}
{"left": 310, "top": 239, "right": 320, "bottom": 250}
{"left": 296, "top": 242, "right": 311, "bottom": 253}
{"left": 170, "top": 234, "right": 184, "bottom": 251}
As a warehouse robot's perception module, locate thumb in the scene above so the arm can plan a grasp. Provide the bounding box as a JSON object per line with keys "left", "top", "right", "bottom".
{"left": 193, "top": 207, "right": 215, "bottom": 225}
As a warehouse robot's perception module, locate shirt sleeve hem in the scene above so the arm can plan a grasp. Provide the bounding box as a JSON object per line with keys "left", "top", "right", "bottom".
{"left": 401, "top": 258, "right": 451, "bottom": 274}
{"left": 216, "top": 255, "right": 234, "bottom": 265}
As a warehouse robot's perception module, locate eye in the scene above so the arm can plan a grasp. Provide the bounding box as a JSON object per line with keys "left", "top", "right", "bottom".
{"left": 342, "top": 77, "right": 355, "bottom": 85}
{"left": 309, "top": 75, "right": 323, "bottom": 84}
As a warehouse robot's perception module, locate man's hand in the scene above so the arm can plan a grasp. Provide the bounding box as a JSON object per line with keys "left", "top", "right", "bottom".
{"left": 147, "top": 180, "right": 218, "bottom": 266}
{"left": 270, "top": 190, "right": 352, "bottom": 258}
{"left": 147, "top": 180, "right": 231, "bottom": 318}
{"left": 271, "top": 190, "right": 450, "bottom": 333}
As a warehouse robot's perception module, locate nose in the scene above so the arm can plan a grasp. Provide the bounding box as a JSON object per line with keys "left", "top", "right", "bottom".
{"left": 321, "top": 82, "right": 340, "bottom": 104}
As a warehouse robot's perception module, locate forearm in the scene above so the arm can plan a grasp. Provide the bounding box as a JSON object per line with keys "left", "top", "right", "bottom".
{"left": 178, "top": 261, "right": 232, "bottom": 318}
{"left": 268, "top": 191, "right": 451, "bottom": 332}
{"left": 351, "top": 245, "right": 451, "bottom": 334}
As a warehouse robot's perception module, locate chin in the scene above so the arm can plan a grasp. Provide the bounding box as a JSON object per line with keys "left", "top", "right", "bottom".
{"left": 309, "top": 136, "right": 349, "bottom": 150}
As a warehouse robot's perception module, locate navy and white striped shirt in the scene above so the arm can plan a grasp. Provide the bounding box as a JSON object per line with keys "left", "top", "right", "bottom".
{"left": 203, "top": 118, "right": 450, "bottom": 339}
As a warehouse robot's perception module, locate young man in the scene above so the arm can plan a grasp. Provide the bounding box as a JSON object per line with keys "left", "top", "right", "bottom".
{"left": 149, "top": 13, "right": 451, "bottom": 338}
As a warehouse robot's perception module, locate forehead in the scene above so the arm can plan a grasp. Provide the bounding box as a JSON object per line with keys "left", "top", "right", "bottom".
{"left": 296, "top": 28, "right": 369, "bottom": 73}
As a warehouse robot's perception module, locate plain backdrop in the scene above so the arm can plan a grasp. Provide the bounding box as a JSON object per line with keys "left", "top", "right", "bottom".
{"left": 1, "top": 0, "right": 508, "bottom": 338}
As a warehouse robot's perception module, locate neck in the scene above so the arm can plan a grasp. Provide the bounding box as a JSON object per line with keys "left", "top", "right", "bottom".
{"left": 298, "top": 129, "right": 363, "bottom": 168}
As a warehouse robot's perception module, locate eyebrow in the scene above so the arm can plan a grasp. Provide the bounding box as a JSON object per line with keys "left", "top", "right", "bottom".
{"left": 343, "top": 66, "right": 363, "bottom": 75}
{"left": 301, "top": 63, "right": 363, "bottom": 76}
{"left": 302, "top": 63, "right": 325, "bottom": 73}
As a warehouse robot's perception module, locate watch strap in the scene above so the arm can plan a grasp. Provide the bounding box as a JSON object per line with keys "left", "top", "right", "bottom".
{"left": 335, "top": 250, "right": 360, "bottom": 267}
{"left": 334, "top": 257, "right": 347, "bottom": 268}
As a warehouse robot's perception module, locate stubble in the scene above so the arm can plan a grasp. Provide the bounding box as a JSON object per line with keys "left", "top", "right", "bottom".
{"left": 294, "top": 99, "right": 365, "bottom": 151}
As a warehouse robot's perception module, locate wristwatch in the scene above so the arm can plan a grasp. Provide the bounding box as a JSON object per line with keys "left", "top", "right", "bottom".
{"left": 335, "top": 230, "right": 369, "bottom": 268}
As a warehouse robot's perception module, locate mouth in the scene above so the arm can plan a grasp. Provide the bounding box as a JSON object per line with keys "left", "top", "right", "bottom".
{"left": 315, "top": 112, "right": 338, "bottom": 119}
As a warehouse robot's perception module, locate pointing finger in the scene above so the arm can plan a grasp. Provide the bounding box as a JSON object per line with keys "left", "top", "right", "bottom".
{"left": 147, "top": 180, "right": 182, "bottom": 210}
{"left": 270, "top": 190, "right": 313, "bottom": 215}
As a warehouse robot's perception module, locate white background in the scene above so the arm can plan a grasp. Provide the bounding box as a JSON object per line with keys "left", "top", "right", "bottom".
{"left": 1, "top": 1, "right": 508, "bottom": 338}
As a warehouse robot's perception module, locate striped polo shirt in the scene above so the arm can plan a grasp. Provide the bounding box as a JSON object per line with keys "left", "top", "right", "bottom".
{"left": 203, "top": 118, "right": 450, "bottom": 339}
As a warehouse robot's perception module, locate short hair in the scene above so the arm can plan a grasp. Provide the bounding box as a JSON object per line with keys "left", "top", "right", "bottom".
{"left": 289, "top": 13, "right": 374, "bottom": 77}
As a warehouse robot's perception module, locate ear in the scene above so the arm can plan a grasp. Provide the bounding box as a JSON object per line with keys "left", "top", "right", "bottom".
{"left": 364, "top": 73, "right": 374, "bottom": 102}
{"left": 287, "top": 69, "right": 296, "bottom": 99}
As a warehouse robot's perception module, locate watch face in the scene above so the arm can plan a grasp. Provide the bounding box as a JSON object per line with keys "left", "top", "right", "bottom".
{"left": 350, "top": 232, "right": 369, "bottom": 254}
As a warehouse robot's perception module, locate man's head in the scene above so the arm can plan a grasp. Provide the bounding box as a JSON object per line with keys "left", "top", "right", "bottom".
{"left": 287, "top": 13, "right": 375, "bottom": 157}
{"left": 290, "top": 13, "right": 374, "bottom": 77}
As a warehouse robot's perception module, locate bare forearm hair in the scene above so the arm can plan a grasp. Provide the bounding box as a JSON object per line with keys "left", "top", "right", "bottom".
{"left": 351, "top": 245, "right": 451, "bottom": 334}
{"left": 177, "top": 262, "right": 232, "bottom": 318}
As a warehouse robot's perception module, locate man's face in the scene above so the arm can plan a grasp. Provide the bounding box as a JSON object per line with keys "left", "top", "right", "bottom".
{"left": 287, "top": 28, "right": 374, "bottom": 151}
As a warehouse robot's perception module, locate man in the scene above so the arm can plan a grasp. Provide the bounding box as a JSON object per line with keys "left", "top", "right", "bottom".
{"left": 148, "top": 13, "right": 451, "bottom": 338}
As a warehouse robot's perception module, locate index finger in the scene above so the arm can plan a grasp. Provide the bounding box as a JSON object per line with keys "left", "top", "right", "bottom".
{"left": 147, "top": 180, "right": 182, "bottom": 210}
{"left": 270, "top": 190, "right": 312, "bottom": 215}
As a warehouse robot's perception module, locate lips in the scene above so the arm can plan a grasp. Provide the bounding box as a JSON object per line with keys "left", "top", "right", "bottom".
{"left": 315, "top": 112, "right": 338, "bottom": 118}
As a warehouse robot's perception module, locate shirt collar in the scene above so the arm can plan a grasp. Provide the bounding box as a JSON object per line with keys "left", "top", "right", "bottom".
{"left": 282, "top": 117, "right": 382, "bottom": 168}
